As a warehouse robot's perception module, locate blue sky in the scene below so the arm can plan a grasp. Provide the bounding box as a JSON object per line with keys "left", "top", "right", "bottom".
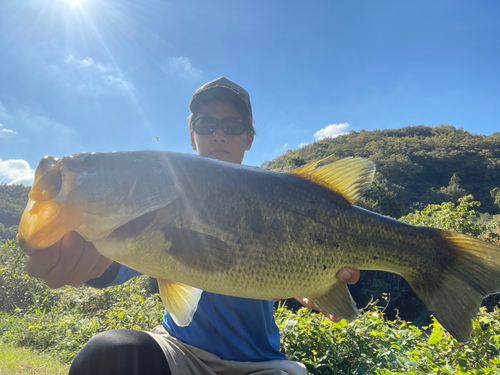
{"left": 0, "top": 0, "right": 499, "bottom": 185}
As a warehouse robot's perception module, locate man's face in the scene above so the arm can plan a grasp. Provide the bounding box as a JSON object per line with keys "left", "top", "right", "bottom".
{"left": 190, "top": 101, "right": 254, "bottom": 165}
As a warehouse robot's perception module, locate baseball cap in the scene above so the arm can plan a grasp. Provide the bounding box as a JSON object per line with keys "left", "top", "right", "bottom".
{"left": 189, "top": 77, "right": 252, "bottom": 119}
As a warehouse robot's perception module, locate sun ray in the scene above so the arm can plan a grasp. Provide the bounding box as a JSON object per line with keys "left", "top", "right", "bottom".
{"left": 73, "top": 1, "right": 154, "bottom": 135}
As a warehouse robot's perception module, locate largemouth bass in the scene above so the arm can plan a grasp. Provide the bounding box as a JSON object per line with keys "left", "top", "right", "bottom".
{"left": 18, "top": 150, "right": 500, "bottom": 342}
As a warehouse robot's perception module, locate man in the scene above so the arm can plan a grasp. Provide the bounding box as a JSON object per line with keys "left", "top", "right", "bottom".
{"left": 24, "top": 77, "right": 359, "bottom": 374}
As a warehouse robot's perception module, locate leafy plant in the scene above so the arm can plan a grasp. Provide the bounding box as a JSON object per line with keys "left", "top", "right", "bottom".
{"left": 400, "top": 195, "right": 500, "bottom": 242}
{"left": 276, "top": 303, "right": 500, "bottom": 375}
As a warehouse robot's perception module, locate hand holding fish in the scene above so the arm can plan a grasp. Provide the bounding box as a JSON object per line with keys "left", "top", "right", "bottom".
{"left": 23, "top": 231, "right": 113, "bottom": 289}
{"left": 295, "top": 267, "right": 360, "bottom": 321}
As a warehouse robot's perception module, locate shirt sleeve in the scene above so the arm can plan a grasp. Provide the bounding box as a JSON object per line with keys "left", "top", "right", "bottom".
{"left": 108, "top": 265, "right": 143, "bottom": 286}
{"left": 85, "top": 263, "right": 143, "bottom": 288}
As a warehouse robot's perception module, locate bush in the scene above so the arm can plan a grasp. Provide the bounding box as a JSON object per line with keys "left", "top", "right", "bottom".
{"left": 276, "top": 303, "right": 500, "bottom": 375}
{"left": 0, "top": 239, "right": 58, "bottom": 314}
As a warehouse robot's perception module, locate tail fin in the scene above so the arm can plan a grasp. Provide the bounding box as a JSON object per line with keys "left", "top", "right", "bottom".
{"left": 406, "top": 230, "right": 500, "bottom": 342}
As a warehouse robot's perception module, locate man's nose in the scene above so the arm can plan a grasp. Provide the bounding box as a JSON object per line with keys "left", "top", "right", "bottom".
{"left": 211, "top": 128, "right": 227, "bottom": 142}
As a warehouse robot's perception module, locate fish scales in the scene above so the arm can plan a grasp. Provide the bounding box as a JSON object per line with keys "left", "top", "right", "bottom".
{"left": 18, "top": 150, "right": 500, "bottom": 341}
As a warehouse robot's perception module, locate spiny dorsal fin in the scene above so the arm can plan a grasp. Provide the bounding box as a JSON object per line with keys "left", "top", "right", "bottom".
{"left": 291, "top": 157, "right": 375, "bottom": 204}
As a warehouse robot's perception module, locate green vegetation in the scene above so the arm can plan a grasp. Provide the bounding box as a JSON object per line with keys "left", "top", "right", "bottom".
{"left": 0, "top": 184, "right": 30, "bottom": 242}
{"left": 277, "top": 304, "right": 500, "bottom": 375}
{"left": 399, "top": 195, "right": 500, "bottom": 242}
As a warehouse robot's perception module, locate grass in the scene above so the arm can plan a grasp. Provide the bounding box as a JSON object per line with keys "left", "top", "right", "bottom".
{"left": 0, "top": 343, "right": 69, "bottom": 375}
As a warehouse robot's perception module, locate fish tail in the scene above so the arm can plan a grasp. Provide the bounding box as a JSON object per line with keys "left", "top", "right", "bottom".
{"left": 406, "top": 229, "right": 500, "bottom": 342}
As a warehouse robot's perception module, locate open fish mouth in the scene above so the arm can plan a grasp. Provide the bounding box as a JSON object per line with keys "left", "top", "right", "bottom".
{"left": 18, "top": 157, "right": 83, "bottom": 253}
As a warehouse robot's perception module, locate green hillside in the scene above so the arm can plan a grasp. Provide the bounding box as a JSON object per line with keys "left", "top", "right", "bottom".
{"left": 262, "top": 124, "right": 500, "bottom": 218}
{"left": 0, "top": 185, "right": 30, "bottom": 242}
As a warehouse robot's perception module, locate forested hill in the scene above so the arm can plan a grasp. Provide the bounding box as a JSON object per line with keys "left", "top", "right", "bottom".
{"left": 262, "top": 124, "right": 500, "bottom": 218}
{"left": 0, "top": 184, "right": 30, "bottom": 241}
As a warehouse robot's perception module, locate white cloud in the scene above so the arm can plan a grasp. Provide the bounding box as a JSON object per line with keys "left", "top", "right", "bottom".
{"left": 161, "top": 56, "right": 202, "bottom": 80}
{"left": 298, "top": 142, "right": 309, "bottom": 148}
{"left": 104, "top": 75, "right": 135, "bottom": 92}
{"left": 66, "top": 55, "right": 108, "bottom": 72}
{"left": 313, "top": 123, "right": 350, "bottom": 140}
{"left": 0, "top": 159, "right": 34, "bottom": 186}
{"left": 63, "top": 55, "right": 134, "bottom": 94}
{"left": 0, "top": 123, "right": 16, "bottom": 135}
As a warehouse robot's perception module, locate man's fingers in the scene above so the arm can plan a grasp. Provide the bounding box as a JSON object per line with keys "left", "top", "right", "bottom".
{"left": 43, "top": 232, "right": 85, "bottom": 286}
{"left": 66, "top": 240, "right": 112, "bottom": 286}
{"left": 87, "top": 255, "right": 114, "bottom": 281}
{"left": 295, "top": 266, "right": 361, "bottom": 323}
{"left": 25, "top": 239, "right": 63, "bottom": 278}
{"left": 24, "top": 231, "right": 111, "bottom": 289}
{"left": 336, "top": 267, "right": 360, "bottom": 284}
{"left": 294, "top": 297, "right": 340, "bottom": 322}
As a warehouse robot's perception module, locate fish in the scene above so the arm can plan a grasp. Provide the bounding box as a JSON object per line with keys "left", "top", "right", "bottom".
{"left": 18, "top": 150, "right": 500, "bottom": 342}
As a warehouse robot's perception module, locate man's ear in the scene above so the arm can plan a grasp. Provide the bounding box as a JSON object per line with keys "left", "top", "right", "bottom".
{"left": 190, "top": 132, "right": 197, "bottom": 150}
{"left": 245, "top": 132, "right": 254, "bottom": 151}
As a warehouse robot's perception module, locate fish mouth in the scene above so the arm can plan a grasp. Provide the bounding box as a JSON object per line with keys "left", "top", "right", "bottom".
{"left": 18, "top": 199, "right": 83, "bottom": 254}
{"left": 18, "top": 157, "right": 83, "bottom": 254}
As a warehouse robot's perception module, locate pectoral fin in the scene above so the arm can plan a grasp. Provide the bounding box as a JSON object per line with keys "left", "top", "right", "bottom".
{"left": 163, "top": 227, "right": 236, "bottom": 272}
{"left": 157, "top": 279, "right": 203, "bottom": 327}
{"left": 308, "top": 281, "right": 359, "bottom": 321}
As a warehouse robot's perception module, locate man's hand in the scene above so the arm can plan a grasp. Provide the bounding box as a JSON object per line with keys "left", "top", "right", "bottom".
{"left": 294, "top": 267, "right": 360, "bottom": 322}
{"left": 22, "top": 231, "right": 113, "bottom": 289}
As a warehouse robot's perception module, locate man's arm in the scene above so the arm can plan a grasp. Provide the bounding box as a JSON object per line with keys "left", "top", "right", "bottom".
{"left": 87, "top": 262, "right": 143, "bottom": 288}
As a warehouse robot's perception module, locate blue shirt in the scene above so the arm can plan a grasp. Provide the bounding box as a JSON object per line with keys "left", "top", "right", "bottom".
{"left": 102, "top": 265, "right": 286, "bottom": 362}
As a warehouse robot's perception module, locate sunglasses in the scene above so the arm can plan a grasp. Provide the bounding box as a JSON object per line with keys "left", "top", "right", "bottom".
{"left": 191, "top": 116, "right": 252, "bottom": 136}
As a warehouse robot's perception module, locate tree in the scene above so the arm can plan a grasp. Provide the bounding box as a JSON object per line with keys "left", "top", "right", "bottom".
{"left": 491, "top": 187, "right": 500, "bottom": 207}
{"left": 422, "top": 173, "right": 469, "bottom": 205}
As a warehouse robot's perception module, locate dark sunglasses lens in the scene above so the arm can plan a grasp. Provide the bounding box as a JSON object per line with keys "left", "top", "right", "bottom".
{"left": 221, "top": 118, "right": 246, "bottom": 135}
{"left": 193, "top": 118, "right": 217, "bottom": 135}
{"left": 193, "top": 117, "right": 248, "bottom": 135}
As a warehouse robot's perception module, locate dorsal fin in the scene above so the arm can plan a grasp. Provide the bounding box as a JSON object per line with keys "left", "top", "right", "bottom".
{"left": 291, "top": 157, "right": 375, "bottom": 204}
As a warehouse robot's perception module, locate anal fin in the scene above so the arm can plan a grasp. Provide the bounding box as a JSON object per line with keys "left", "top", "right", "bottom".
{"left": 157, "top": 279, "right": 203, "bottom": 327}
{"left": 308, "top": 281, "right": 359, "bottom": 321}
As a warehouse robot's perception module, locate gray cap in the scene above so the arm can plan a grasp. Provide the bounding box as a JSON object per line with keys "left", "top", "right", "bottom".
{"left": 189, "top": 77, "right": 252, "bottom": 118}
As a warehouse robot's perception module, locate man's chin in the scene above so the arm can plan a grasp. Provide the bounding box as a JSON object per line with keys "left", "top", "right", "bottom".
{"left": 199, "top": 151, "right": 243, "bottom": 165}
